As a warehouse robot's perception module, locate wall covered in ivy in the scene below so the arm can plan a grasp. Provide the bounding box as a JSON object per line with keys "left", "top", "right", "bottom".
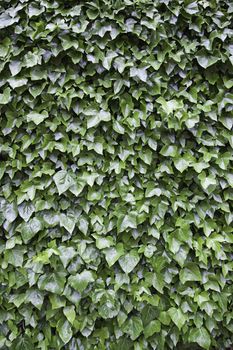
{"left": 0, "top": 0, "right": 233, "bottom": 349}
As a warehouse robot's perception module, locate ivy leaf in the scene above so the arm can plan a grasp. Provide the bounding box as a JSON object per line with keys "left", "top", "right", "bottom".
{"left": 26, "top": 289, "right": 44, "bottom": 310}
{"left": 160, "top": 145, "right": 178, "bottom": 157}
{"left": 3, "top": 202, "right": 18, "bottom": 223}
{"left": 18, "top": 202, "right": 34, "bottom": 222}
{"left": 11, "top": 335, "right": 34, "bottom": 350}
{"left": 57, "top": 319, "right": 73, "bottom": 344}
{"left": 130, "top": 67, "right": 148, "bottom": 82}
{"left": 68, "top": 270, "right": 95, "bottom": 292}
{"left": 27, "top": 111, "right": 49, "bottom": 125}
{"left": 117, "top": 213, "right": 137, "bottom": 233}
{"left": 9, "top": 60, "right": 22, "bottom": 75}
{"left": 122, "top": 316, "right": 143, "bottom": 340}
{"left": 87, "top": 110, "right": 111, "bottom": 128}
{"left": 144, "top": 320, "right": 161, "bottom": 338}
{"left": 0, "top": 87, "right": 11, "bottom": 104}
{"left": 119, "top": 250, "right": 140, "bottom": 274}
{"left": 174, "top": 158, "right": 190, "bottom": 173}
{"left": 59, "top": 246, "right": 76, "bottom": 268}
{"left": 95, "top": 236, "right": 114, "bottom": 249}
{"left": 189, "top": 327, "right": 211, "bottom": 349}
{"left": 53, "top": 170, "right": 75, "bottom": 195}
{"left": 196, "top": 54, "right": 219, "bottom": 68}
{"left": 180, "top": 263, "right": 202, "bottom": 284}
{"left": 168, "top": 307, "right": 187, "bottom": 330}
{"left": 104, "top": 243, "right": 124, "bottom": 267}
{"left": 63, "top": 305, "right": 76, "bottom": 325}
{"left": 18, "top": 217, "right": 42, "bottom": 243}
{"left": 60, "top": 213, "right": 76, "bottom": 234}
{"left": 38, "top": 272, "right": 65, "bottom": 294}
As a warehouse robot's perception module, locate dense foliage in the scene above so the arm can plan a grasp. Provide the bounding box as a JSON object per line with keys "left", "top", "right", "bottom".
{"left": 0, "top": 0, "right": 233, "bottom": 349}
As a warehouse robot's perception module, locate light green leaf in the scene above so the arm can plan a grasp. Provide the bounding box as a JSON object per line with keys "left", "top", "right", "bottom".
{"left": 95, "top": 236, "right": 114, "bottom": 249}
{"left": 0, "top": 87, "right": 11, "bottom": 104}
{"left": 160, "top": 145, "right": 178, "bottom": 157}
{"left": 145, "top": 182, "right": 162, "bottom": 197}
{"left": 119, "top": 250, "right": 140, "bottom": 274}
{"left": 189, "top": 327, "right": 211, "bottom": 349}
{"left": 58, "top": 246, "right": 76, "bottom": 268}
{"left": 144, "top": 320, "right": 161, "bottom": 338}
{"left": 180, "top": 263, "right": 202, "bottom": 284}
{"left": 174, "top": 158, "right": 189, "bottom": 173}
{"left": 8, "top": 77, "right": 28, "bottom": 89}
{"left": 60, "top": 213, "right": 76, "bottom": 234}
{"left": 168, "top": 307, "right": 187, "bottom": 330}
{"left": 9, "top": 60, "right": 22, "bottom": 76}
{"left": 68, "top": 270, "right": 95, "bottom": 292}
{"left": 38, "top": 272, "right": 65, "bottom": 294}
{"left": 117, "top": 213, "right": 137, "bottom": 233}
{"left": 63, "top": 305, "right": 76, "bottom": 325}
{"left": 18, "top": 202, "right": 34, "bottom": 222}
{"left": 3, "top": 202, "right": 18, "bottom": 223}
{"left": 27, "top": 289, "right": 44, "bottom": 310}
{"left": 199, "top": 173, "right": 217, "bottom": 190}
{"left": 104, "top": 243, "right": 124, "bottom": 267}
{"left": 197, "top": 54, "right": 219, "bottom": 68}
{"left": 18, "top": 217, "right": 42, "bottom": 243}
{"left": 57, "top": 319, "right": 73, "bottom": 344}
{"left": 27, "top": 111, "right": 49, "bottom": 125}
{"left": 53, "top": 170, "right": 75, "bottom": 195}
{"left": 130, "top": 67, "right": 148, "bottom": 82}
{"left": 122, "top": 316, "right": 143, "bottom": 340}
{"left": 87, "top": 110, "right": 111, "bottom": 128}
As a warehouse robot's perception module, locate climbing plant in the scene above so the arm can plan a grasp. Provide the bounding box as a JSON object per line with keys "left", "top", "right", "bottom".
{"left": 0, "top": 0, "right": 233, "bottom": 349}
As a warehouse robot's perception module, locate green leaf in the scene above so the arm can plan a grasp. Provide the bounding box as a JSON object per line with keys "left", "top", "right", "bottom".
{"left": 53, "top": 170, "right": 75, "bottom": 195}
{"left": 9, "top": 60, "right": 22, "bottom": 75}
{"left": 87, "top": 110, "right": 111, "bottom": 128}
{"left": 77, "top": 216, "right": 89, "bottom": 235}
{"left": 160, "top": 145, "right": 178, "bottom": 157}
{"left": 11, "top": 335, "right": 34, "bottom": 350}
{"left": 0, "top": 87, "right": 11, "bottom": 104}
{"left": 18, "top": 202, "right": 34, "bottom": 222}
{"left": 27, "top": 111, "right": 48, "bottom": 125}
{"left": 18, "top": 217, "right": 42, "bottom": 243}
{"left": 119, "top": 250, "right": 140, "bottom": 274}
{"left": 3, "top": 202, "right": 18, "bottom": 223}
{"left": 38, "top": 272, "right": 65, "bottom": 294}
{"left": 113, "top": 120, "right": 125, "bottom": 134}
{"left": 0, "top": 38, "right": 10, "bottom": 57}
{"left": 144, "top": 320, "right": 161, "bottom": 338}
{"left": 174, "top": 158, "right": 189, "bottom": 173}
{"left": 57, "top": 319, "right": 73, "bottom": 344}
{"left": 59, "top": 246, "right": 76, "bottom": 268}
{"left": 180, "top": 263, "right": 202, "bottom": 284}
{"left": 198, "top": 173, "right": 217, "bottom": 190}
{"left": 196, "top": 54, "right": 219, "bottom": 68}
{"left": 63, "top": 305, "right": 76, "bottom": 325}
{"left": 117, "top": 213, "right": 137, "bottom": 233}
{"left": 168, "top": 307, "right": 187, "bottom": 330}
{"left": 8, "top": 77, "right": 28, "bottom": 89}
{"left": 68, "top": 270, "right": 95, "bottom": 292}
{"left": 139, "top": 149, "right": 153, "bottom": 165}
{"left": 95, "top": 236, "right": 114, "bottom": 249}
{"left": 97, "top": 290, "right": 120, "bottom": 319}
{"left": 122, "top": 316, "right": 143, "bottom": 340}
{"left": 26, "top": 289, "right": 44, "bottom": 310}
{"left": 145, "top": 182, "right": 162, "bottom": 197}
{"left": 130, "top": 67, "right": 148, "bottom": 82}
{"left": 189, "top": 327, "right": 211, "bottom": 349}
{"left": 104, "top": 243, "right": 124, "bottom": 267}
{"left": 60, "top": 213, "right": 76, "bottom": 234}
